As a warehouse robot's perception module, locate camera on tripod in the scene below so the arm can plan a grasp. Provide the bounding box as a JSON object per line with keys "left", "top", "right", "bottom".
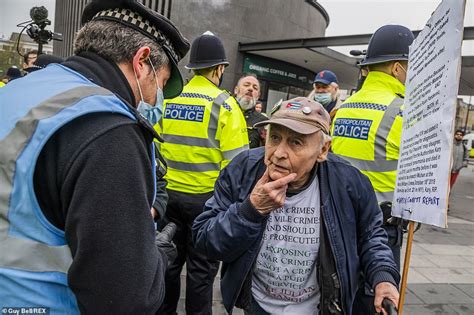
{"left": 23, "top": 6, "right": 63, "bottom": 54}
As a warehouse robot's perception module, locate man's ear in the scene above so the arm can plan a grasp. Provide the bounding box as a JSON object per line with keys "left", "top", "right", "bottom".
{"left": 132, "top": 46, "right": 151, "bottom": 80}
{"left": 316, "top": 137, "right": 331, "bottom": 162}
{"left": 234, "top": 86, "right": 239, "bottom": 95}
{"left": 391, "top": 62, "right": 402, "bottom": 78}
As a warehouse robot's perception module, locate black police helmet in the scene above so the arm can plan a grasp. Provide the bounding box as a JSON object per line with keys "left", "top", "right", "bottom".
{"left": 360, "top": 25, "right": 414, "bottom": 66}
{"left": 185, "top": 31, "right": 229, "bottom": 70}
{"left": 81, "top": 0, "right": 190, "bottom": 99}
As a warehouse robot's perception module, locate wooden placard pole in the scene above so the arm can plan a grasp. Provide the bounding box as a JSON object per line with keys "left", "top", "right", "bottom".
{"left": 398, "top": 221, "right": 416, "bottom": 315}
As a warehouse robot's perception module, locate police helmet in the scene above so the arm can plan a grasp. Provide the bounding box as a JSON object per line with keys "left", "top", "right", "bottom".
{"left": 360, "top": 25, "right": 414, "bottom": 66}
{"left": 185, "top": 31, "right": 229, "bottom": 70}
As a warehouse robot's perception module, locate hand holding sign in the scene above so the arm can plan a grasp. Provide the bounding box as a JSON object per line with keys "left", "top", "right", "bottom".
{"left": 250, "top": 169, "right": 297, "bottom": 215}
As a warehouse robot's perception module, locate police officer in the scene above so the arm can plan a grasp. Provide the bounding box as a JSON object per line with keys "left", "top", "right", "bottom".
{"left": 160, "top": 31, "right": 249, "bottom": 314}
{"left": 234, "top": 73, "right": 267, "bottom": 148}
{"left": 330, "top": 24, "right": 414, "bottom": 314}
{"left": 0, "top": 0, "right": 189, "bottom": 312}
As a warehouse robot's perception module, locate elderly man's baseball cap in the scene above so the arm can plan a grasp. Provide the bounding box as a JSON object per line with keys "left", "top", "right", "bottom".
{"left": 81, "top": 0, "right": 190, "bottom": 98}
{"left": 314, "top": 70, "right": 338, "bottom": 85}
{"left": 254, "top": 97, "right": 330, "bottom": 135}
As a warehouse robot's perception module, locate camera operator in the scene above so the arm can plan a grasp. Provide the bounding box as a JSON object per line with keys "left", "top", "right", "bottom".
{"left": 22, "top": 50, "right": 38, "bottom": 71}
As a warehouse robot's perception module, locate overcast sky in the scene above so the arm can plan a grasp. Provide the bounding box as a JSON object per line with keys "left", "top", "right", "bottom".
{"left": 319, "top": 0, "right": 473, "bottom": 56}
{"left": 0, "top": 0, "right": 55, "bottom": 39}
{"left": 0, "top": 0, "right": 472, "bottom": 55}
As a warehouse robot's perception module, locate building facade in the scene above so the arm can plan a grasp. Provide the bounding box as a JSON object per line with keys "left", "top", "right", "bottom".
{"left": 54, "top": 0, "right": 329, "bottom": 109}
{"left": 0, "top": 33, "right": 53, "bottom": 77}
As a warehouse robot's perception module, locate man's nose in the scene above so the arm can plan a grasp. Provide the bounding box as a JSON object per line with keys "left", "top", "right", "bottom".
{"left": 273, "top": 142, "right": 289, "bottom": 159}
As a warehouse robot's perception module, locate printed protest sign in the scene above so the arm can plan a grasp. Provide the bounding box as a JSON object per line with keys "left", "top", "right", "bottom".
{"left": 392, "top": 0, "right": 466, "bottom": 228}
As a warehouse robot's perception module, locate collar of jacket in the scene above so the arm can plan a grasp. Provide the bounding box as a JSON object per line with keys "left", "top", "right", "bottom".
{"left": 63, "top": 51, "right": 136, "bottom": 107}
{"left": 63, "top": 51, "right": 162, "bottom": 141}
{"left": 363, "top": 71, "right": 406, "bottom": 98}
{"left": 188, "top": 74, "right": 219, "bottom": 89}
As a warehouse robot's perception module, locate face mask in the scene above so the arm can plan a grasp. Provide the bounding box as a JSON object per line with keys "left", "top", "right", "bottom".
{"left": 218, "top": 73, "right": 224, "bottom": 87}
{"left": 134, "top": 58, "right": 164, "bottom": 125}
{"left": 136, "top": 88, "right": 164, "bottom": 126}
{"left": 238, "top": 97, "right": 256, "bottom": 111}
{"left": 314, "top": 93, "right": 332, "bottom": 106}
{"left": 213, "top": 66, "right": 224, "bottom": 87}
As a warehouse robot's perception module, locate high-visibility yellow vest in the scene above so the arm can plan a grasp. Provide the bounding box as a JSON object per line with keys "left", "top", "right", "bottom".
{"left": 330, "top": 71, "right": 405, "bottom": 203}
{"left": 160, "top": 75, "right": 249, "bottom": 193}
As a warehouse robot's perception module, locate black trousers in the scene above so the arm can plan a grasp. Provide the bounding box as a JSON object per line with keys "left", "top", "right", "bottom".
{"left": 352, "top": 224, "right": 402, "bottom": 315}
{"left": 159, "top": 189, "right": 219, "bottom": 315}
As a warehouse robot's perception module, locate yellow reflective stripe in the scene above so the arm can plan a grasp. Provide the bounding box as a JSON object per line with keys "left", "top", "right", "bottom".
{"left": 374, "top": 97, "right": 404, "bottom": 160}
{"left": 222, "top": 145, "right": 249, "bottom": 160}
{"left": 167, "top": 160, "right": 221, "bottom": 172}
{"left": 375, "top": 191, "right": 394, "bottom": 203}
{"left": 162, "top": 134, "right": 219, "bottom": 148}
{"left": 341, "top": 156, "right": 398, "bottom": 173}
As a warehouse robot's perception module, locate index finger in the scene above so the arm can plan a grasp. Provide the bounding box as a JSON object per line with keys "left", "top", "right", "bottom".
{"left": 266, "top": 173, "right": 297, "bottom": 189}
{"left": 257, "top": 168, "right": 271, "bottom": 185}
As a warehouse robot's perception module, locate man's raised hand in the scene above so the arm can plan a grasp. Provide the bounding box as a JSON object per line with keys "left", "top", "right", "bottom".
{"left": 250, "top": 169, "right": 297, "bottom": 215}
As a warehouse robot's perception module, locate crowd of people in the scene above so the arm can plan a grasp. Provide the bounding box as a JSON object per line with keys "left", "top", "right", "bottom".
{"left": 0, "top": 0, "right": 468, "bottom": 314}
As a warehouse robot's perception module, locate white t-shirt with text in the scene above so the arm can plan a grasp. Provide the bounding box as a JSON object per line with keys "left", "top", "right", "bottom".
{"left": 252, "top": 175, "right": 321, "bottom": 314}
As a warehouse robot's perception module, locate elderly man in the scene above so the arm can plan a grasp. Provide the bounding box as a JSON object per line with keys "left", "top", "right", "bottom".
{"left": 234, "top": 74, "right": 267, "bottom": 148}
{"left": 0, "top": 0, "right": 189, "bottom": 313}
{"left": 309, "top": 70, "right": 342, "bottom": 120}
{"left": 193, "top": 97, "right": 400, "bottom": 315}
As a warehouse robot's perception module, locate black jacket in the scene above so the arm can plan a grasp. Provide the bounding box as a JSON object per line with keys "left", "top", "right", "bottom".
{"left": 33, "top": 52, "right": 167, "bottom": 313}
{"left": 193, "top": 148, "right": 399, "bottom": 314}
{"left": 243, "top": 108, "right": 267, "bottom": 148}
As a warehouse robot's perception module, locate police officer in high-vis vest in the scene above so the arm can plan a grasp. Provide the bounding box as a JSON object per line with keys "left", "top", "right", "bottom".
{"left": 0, "top": 0, "right": 190, "bottom": 313}
{"left": 159, "top": 31, "right": 249, "bottom": 314}
{"left": 330, "top": 24, "right": 414, "bottom": 314}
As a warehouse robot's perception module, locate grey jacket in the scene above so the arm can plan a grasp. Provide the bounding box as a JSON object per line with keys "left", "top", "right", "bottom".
{"left": 452, "top": 140, "right": 469, "bottom": 172}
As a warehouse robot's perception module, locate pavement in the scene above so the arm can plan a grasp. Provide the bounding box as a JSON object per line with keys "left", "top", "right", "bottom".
{"left": 176, "top": 163, "right": 474, "bottom": 314}
{"left": 402, "top": 163, "right": 474, "bottom": 315}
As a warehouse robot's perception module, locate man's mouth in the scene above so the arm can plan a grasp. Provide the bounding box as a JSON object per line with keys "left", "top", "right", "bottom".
{"left": 271, "top": 163, "right": 289, "bottom": 172}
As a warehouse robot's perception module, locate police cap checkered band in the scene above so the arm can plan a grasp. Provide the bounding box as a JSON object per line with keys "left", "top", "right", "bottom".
{"left": 92, "top": 8, "right": 179, "bottom": 63}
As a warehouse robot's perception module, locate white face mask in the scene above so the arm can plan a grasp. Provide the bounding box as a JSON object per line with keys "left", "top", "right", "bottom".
{"left": 134, "top": 58, "right": 164, "bottom": 125}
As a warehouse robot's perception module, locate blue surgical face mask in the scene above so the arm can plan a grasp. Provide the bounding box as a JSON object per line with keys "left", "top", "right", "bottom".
{"left": 314, "top": 92, "right": 332, "bottom": 106}
{"left": 136, "top": 88, "right": 164, "bottom": 126}
{"left": 134, "top": 58, "right": 164, "bottom": 126}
